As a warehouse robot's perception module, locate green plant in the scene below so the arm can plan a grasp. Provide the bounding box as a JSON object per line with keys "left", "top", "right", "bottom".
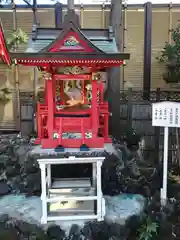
{"left": 168, "top": 170, "right": 180, "bottom": 184}
{"left": 0, "top": 87, "right": 11, "bottom": 103}
{"left": 137, "top": 216, "right": 158, "bottom": 240}
{"left": 0, "top": 29, "right": 28, "bottom": 103}
{"left": 6, "top": 28, "right": 28, "bottom": 51}
{"left": 36, "top": 87, "right": 44, "bottom": 102}
{"left": 156, "top": 23, "right": 180, "bottom": 83}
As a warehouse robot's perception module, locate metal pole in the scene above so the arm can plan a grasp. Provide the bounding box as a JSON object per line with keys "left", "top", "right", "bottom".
{"left": 161, "top": 126, "right": 169, "bottom": 206}
{"left": 68, "top": 0, "right": 74, "bottom": 10}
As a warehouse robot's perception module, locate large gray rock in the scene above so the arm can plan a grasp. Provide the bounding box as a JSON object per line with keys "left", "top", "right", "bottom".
{"left": 104, "top": 194, "right": 145, "bottom": 225}
{"left": 0, "top": 182, "right": 10, "bottom": 196}
{"left": 0, "top": 194, "right": 86, "bottom": 234}
{"left": 0, "top": 193, "right": 145, "bottom": 234}
{"left": 0, "top": 194, "right": 42, "bottom": 225}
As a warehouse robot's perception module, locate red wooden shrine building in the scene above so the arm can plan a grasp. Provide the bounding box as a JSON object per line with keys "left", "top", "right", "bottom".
{"left": 0, "top": 9, "right": 130, "bottom": 150}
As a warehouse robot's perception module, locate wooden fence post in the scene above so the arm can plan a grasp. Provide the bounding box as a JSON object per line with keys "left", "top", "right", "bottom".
{"left": 154, "top": 88, "right": 160, "bottom": 164}
{"left": 127, "top": 88, "right": 133, "bottom": 130}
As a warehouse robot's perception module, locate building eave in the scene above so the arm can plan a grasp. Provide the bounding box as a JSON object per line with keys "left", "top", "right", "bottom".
{"left": 10, "top": 52, "right": 130, "bottom": 67}
{"left": 11, "top": 52, "right": 130, "bottom": 60}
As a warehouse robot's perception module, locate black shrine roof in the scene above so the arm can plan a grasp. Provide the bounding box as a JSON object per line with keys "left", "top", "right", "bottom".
{"left": 10, "top": 10, "right": 130, "bottom": 62}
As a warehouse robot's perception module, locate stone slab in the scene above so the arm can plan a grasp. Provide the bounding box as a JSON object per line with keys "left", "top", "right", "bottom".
{"left": 29, "top": 143, "right": 122, "bottom": 160}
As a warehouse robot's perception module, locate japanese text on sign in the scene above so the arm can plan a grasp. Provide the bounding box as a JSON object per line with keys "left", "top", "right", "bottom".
{"left": 152, "top": 102, "right": 180, "bottom": 127}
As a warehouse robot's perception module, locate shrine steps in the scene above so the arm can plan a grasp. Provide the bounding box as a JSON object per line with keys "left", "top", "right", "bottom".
{"left": 48, "top": 178, "right": 95, "bottom": 217}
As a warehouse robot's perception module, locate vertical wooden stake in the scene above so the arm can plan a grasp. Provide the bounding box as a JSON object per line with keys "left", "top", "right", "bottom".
{"left": 33, "top": 67, "right": 38, "bottom": 132}
{"left": 12, "top": 0, "right": 20, "bottom": 131}
{"left": 143, "top": 2, "right": 152, "bottom": 98}
{"left": 101, "top": 3, "right": 105, "bottom": 28}
{"left": 80, "top": 3, "right": 84, "bottom": 27}
{"left": 155, "top": 88, "right": 160, "bottom": 164}
{"left": 168, "top": 2, "right": 172, "bottom": 44}
{"left": 127, "top": 88, "right": 132, "bottom": 130}
{"left": 175, "top": 128, "right": 180, "bottom": 167}
{"left": 122, "top": 1, "right": 127, "bottom": 90}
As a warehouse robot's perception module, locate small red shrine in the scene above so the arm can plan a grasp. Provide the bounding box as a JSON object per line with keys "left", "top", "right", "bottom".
{"left": 1, "top": 9, "right": 130, "bottom": 150}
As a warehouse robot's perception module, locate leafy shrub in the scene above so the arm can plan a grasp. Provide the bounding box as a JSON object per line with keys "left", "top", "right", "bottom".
{"left": 156, "top": 23, "right": 180, "bottom": 83}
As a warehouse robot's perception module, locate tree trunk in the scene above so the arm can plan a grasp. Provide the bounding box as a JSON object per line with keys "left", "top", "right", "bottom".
{"left": 107, "top": 0, "right": 122, "bottom": 139}
{"left": 110, "top": 0, "right": 122, "bottom": 51}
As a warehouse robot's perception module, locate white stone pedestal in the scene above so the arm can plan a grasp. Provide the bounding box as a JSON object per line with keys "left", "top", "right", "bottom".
{"left": 37, "top": 156, "right": 105, "bottom": 224}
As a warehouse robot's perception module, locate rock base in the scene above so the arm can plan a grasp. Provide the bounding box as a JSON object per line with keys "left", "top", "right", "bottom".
{"left": 0, "top": 193, "right": 145, "bottom": 235}
{"left": 28, "top": 143, "right": 124, "bottom": 180}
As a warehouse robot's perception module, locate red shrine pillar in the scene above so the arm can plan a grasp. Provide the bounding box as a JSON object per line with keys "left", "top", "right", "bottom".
{"left": 99, "top": 81, "right": 104, "bottom": 103}
{"left": 91, "top": 80, "right": 98, "bottom": 139}
{"left": 45, "top": 79, "right": 48, "bottom": 104}
{"left": 46, "top": 78, "right": 54, "bottom": 140}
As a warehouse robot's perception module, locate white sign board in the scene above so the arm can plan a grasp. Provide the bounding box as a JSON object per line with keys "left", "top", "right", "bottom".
{"left": 152, "top": 101, "right": 180, "bottom": 207}
{"left": 152, "top": 101, "right": 180, "bottom": 128}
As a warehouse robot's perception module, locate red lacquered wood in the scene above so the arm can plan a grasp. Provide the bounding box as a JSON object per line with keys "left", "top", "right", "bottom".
{"left": 60, "top": 80, "right": 64, "bottom": 104}
{"left": 99, "top": 81, "right": 104, "bottom": 103}
{"left": 49, "top": 31, "right": 93, "bottom": 53}
{"left": 17, "top": 59, "right": 124, "bottom": 67}
{"left": 0, "top": 24, "right": 11, "bottom": 66}
{"left": 91, "top": 80, "right": 98, "bottom": 139}
{"left": 47, "top": 79, "right": 54, "bottom": 139}
{"left": 55, "top": 117, "right": 91, "bottom": 132}
{"left": 45, "top": 79, "right": 48, "bottom": 104}
{"left": 35, "top": 72, "right": 111, "bottom": 149}
{"left": 36, "top": 103, "right": 42, "bottom": 139}
{"left": 55, "top": 109, "right": 91, "bottom": 115}
{"left": 53, "top": 74, "right": 91, "bottom": 80}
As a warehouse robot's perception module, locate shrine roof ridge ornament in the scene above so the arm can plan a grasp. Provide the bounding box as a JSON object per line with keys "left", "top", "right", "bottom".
{"left": 39, "top": 22, "right": 104, "bottom": 54}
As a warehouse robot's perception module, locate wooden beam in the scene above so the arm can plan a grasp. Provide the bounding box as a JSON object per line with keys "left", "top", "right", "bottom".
{"left": 53, "top": 74, "right": 91, "bottom": 80}
{"left": 143, "top": 2, "right": 152, "bottom": 98}
{"left": 54, "top": 2, "right": 63, "bottom": 28}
